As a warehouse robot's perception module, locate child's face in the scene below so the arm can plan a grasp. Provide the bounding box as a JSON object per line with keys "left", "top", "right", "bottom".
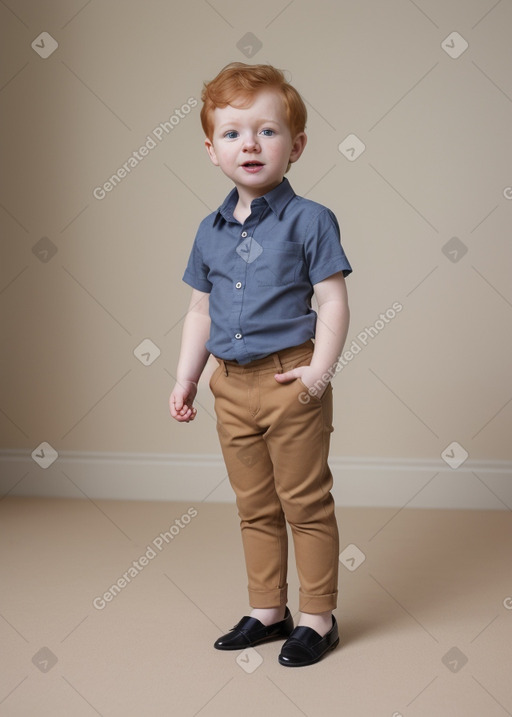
{"left": 205, "top": 88, "right": 306, "bottom": 198}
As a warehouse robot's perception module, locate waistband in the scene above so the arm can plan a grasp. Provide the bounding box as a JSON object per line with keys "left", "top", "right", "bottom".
{"left": 214, "top": 340, "right": 314, "bottom": 375}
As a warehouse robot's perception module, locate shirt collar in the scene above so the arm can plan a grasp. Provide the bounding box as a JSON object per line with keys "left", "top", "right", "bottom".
{"left": 214, "top": 177, "right": 296, "bottom": 225}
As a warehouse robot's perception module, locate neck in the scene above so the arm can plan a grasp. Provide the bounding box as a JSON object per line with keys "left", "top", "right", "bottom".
{"left": 234, "top": 178, "right": 282, "bottom": 211}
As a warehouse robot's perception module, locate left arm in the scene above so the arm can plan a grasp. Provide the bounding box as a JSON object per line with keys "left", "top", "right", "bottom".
{"left": 274, "top": 271, "right": 350, "bottom": 395}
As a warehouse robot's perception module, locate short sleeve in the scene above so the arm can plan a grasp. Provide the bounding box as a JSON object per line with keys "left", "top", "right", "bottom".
{"left": 182, "top": 228, "right": 212, "bottom": 293}
{"left": 304, "top": 208, "right": 352, "bottom": 285}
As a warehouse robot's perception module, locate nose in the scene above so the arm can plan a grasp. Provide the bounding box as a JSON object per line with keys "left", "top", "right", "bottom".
{"left": 242, "top": 132, "right": 260, "bottom": 151}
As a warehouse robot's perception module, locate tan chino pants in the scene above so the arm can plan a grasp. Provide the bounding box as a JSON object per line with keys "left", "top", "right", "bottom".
{"left": 210, "top": 340, "right": 339, "bottom": 614}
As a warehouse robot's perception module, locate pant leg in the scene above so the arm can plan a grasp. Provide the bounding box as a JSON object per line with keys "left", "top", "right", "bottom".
{"left": 259, "top": 349, "right": 339, "bottom": 614}
{"left": 210, "top": 362, "right": 288, "bottom": 609}
{"left": 210, "top": 343, "right": 340, "bottom": 614}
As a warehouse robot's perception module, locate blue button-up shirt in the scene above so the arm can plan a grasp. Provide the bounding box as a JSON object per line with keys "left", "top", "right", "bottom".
{"left": 183, "top": 177, "right": 352, "bottom": 364}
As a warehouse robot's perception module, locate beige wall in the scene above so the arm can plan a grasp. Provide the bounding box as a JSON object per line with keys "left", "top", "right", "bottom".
{"left": 1, "top": 0, "right": 511, "bottom": 475}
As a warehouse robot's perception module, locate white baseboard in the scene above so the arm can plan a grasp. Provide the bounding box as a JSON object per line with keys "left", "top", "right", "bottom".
{"left": 1, "top": 450, "right": 511, "bottom": 509}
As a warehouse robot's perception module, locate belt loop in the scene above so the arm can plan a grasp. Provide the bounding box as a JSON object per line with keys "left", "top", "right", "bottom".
{"left": 221, "top": 359, "right": 228, "bottom": 376}
{"left": 272, "top": 352, "right": 283, "bottom": 374}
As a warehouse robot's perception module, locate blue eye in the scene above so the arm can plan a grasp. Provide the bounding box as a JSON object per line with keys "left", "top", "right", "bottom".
{"left": 261, "top": 129, "right": 275, "bottom": 136}
{"left": 224, "top": 131, "right": 238, "bottom": 139}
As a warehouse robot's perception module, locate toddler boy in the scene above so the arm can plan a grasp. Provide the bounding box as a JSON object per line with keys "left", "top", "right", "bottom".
{"left": 169, "top": 62, "right": 351, "bottom": 667}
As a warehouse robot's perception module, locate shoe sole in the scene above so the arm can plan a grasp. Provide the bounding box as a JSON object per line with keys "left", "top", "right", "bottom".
{"left": 214, "top": 632, "right": 293, "bottom": 651}
{"left": 278, "top": 637, "right": 340, "bottom": 667}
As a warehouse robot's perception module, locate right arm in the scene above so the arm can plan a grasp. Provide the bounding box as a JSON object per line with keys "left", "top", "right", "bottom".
{"left": 169, "top": 288, "right": 211, "bottom": 423}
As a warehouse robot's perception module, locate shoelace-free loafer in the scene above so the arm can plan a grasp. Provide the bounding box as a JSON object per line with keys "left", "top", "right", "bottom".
{"left": 214, "top": 607, "right": 294, "bottom": 650}
{"left": 278, "top": 615, "right": 339, "bottom": 667}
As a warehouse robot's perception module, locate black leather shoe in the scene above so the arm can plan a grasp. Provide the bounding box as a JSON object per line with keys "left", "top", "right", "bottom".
{"left": 278, "top": 616, "right": 339, "bottom": 667}
{"left": 214, "top": 607, "right": 294, "bottom": 650}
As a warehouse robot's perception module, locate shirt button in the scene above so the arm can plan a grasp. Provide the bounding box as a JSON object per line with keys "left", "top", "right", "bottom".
{"left": 235, "top": 333, "right": 242, "bottom": 339}
{"left": 235, "top": 282, "right": 242, "bottom": 289}
{"left": 241, "top": 231, "right": 248, "bottom": 237}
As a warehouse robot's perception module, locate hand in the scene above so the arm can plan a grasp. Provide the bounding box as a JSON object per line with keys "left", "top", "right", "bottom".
{"left": 169, "top": 380, "right": 198, "bottom": 423}
{"left": 273, "top": 365, "right": 328, "bottom": 398}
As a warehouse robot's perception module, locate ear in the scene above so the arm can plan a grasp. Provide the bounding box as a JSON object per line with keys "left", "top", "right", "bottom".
{"left": 204, "top": 137, "right": 219, "bottom": 166}
{"left": 289, "top": 132, "right": 307, "bottom": 165}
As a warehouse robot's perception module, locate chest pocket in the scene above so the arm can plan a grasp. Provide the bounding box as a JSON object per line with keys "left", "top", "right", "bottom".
{"left": 255, "top": 241, "right": 304, "bottom": 287}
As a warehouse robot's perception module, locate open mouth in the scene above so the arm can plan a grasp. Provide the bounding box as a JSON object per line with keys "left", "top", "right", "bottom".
{"left": 242, "top": 161, "right": 264, "bottom": 167}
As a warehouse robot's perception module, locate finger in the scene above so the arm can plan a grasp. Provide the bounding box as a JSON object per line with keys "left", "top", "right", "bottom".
{"left": 181, "top": 407, "right": 197, "bottom": 423}
{"left": 274, "top": 368, "right": 299, "bottom": 383}
{"left": 175, "top": 407, "right": 195, "bottom": 422}
{"left": 171, "top": 402, "right": 187, "bottom": 419}
{"left": 180, "top": 405, "right": 196, "bottom": 418}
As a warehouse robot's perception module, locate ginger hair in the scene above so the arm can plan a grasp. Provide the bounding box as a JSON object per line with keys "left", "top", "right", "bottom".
{"left": 200, "top": 62, "right": 307, "bottom": 141}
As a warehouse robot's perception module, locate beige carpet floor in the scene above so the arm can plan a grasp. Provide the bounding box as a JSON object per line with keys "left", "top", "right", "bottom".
{"left": 0, "top": 497, "right": 511, "bottom": 717}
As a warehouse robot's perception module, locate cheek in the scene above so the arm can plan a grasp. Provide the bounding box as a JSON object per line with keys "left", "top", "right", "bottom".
{"left": 268, "top": 140, "right": 292, "bottom": 161}
{"left": 217, "top": 146, "right": 237, "bottom": 165}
